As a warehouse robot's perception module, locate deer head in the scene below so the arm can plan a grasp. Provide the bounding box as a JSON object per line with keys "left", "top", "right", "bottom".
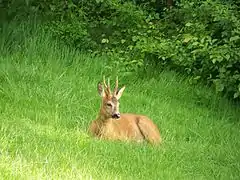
{"left": 97, "top": 76, "right": 125, "bottom": 119}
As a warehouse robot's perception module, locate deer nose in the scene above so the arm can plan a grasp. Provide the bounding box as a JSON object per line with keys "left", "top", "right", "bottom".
{"left": 112, "top": 113, "right": 120, "bottom": 119}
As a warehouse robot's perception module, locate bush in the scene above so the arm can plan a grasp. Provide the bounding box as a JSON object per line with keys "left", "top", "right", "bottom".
{"left": 44, "top": 0, "right": 153, "bottom": 73}
{"left": 133, "top": 0, "right": 240, "bottom": 99}
{"left": 1, "top": 0, "right": 240, "bottom": 100}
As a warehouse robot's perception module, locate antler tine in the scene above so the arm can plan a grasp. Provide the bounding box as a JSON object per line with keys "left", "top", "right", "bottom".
{"left": 103, "top": 75, "right": 107, "bottom": 89}
{"left": 107, "top": 78, "right": 110, "bottom": 88}
{"left": 102, "top": 76, "right": 111, "bottom": 95}
{"left": 114, "top": 76, "right": 118, "bottom": 95}
{"left": 107, "top": 77, "right": 111, "bottom": 94}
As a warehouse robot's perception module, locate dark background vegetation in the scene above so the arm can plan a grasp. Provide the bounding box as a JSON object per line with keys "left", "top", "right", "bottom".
{"left": 1, "top": 0, "right": 240, "bottom": 100}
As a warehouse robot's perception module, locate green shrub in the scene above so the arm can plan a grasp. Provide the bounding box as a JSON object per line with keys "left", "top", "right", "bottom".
{"left": 133, "top": 0, "right": 240, "bottom": 99}
{"left": 2, "top": 0, "right": 240, "bottom": 100}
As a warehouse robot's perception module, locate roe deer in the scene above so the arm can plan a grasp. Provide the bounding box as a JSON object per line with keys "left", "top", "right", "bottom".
{"left": 89, "top": 77, "right": 162, "bottom": 144}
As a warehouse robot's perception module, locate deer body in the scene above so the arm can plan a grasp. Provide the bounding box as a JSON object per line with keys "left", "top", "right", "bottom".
{"left": 90, "top": 114, "right": 161, "bottom": 144}
{"left": 89, "top": 77, "right": 162, "bottom": 144}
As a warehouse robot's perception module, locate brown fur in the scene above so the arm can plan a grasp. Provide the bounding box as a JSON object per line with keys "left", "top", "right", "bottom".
{"left": 88, "top": 78, "right": 162, "bottom": 145}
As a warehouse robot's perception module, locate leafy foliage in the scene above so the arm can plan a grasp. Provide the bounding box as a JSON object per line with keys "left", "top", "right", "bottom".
{"left": 1, "top": 0, "right": 240, "bottom": 99}
{"left": 149, "top": 0, "right": 240, "bottom": 99}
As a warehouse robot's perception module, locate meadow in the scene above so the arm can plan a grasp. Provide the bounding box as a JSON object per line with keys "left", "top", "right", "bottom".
{"left": 0, "top": 23, "right": 240, "bottom": 179}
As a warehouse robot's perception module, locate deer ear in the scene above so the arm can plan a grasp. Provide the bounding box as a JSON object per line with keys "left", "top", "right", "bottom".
{"left": 116, "top": 86, "right": 125, "bottom": 99}
{"left": 97, "top": 82, "right": 105, "bottom": 97}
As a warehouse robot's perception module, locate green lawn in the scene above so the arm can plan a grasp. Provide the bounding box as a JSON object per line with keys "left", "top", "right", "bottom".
{"left": 0, "top": 23, "right": 240, "bottom": 180}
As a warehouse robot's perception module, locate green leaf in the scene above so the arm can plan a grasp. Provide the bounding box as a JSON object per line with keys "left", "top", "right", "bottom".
{"left": 132, "top": 36, "right": 138, "bottom": 42}
{"left": 212, "top": 58, "right": 217, "bottom": 64}
{"left": 230, "top": 36, "right": 239, "bottom": 42}
{"left": 192, "top": 42, "right": 198, "bottom": 46}
{"left": 225, "top": 54, "right": 230, "bottom": 60}
{"left": 183, "top": 34, "right": 193, "bottom": 43}
{"left": 234, "top": 92, "right": 239, "bottom": 99}
{"left": 185, "top": 22, "right": 193, "bottom": 27}
{"left": 214, "top": 80, "right": 224, "bottom": 92}
{"left": 101, "top": 39, "right": 109, "bottom": 44}
{"left": 193, "top": 76, "right": 201, "bottom": 80}
{"left": 121, "top": 39, "right": 126, "bottom": 44}
{"left": 128, "top": 45, "right": 133, "bottom": 50}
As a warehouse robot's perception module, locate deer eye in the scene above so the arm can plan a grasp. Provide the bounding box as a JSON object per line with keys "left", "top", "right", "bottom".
{"left": 106, "top": 103, "right": 112, "bottom": 107}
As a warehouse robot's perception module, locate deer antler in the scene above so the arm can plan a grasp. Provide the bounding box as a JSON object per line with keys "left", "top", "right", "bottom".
{"left": 107, "top": 78, "right": 110, "bottom": 89}
{"left": 103, "top": 76, "right": 111, "bottom": 95}
{"left": 114, "top": 76, "right": 118, "bottom": 96}
{"left": 103, "top": 76, "right": 107, "bottom": 89}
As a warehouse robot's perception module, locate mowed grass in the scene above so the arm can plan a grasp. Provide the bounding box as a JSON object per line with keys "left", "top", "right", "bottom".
{"left": 0, "top": 23, "right": 240, "bottom": 180}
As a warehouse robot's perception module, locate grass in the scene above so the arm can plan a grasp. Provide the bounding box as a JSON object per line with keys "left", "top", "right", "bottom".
{"left": 0, "top": 22, "right": 240, "bottom": 180}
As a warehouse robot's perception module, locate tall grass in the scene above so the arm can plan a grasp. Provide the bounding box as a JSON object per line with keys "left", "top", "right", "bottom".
{"left": 0, "top": 22, "right": 240, "bottom": 179}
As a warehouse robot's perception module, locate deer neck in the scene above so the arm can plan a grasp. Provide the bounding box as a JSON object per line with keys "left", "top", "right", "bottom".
{"left": 96, "top": 106, "right": 109, "bottom": 122}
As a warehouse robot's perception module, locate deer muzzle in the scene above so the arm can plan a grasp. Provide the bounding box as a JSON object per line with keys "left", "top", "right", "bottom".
{"left": 112, "top": 112, "right": 120, "bottom": 119}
